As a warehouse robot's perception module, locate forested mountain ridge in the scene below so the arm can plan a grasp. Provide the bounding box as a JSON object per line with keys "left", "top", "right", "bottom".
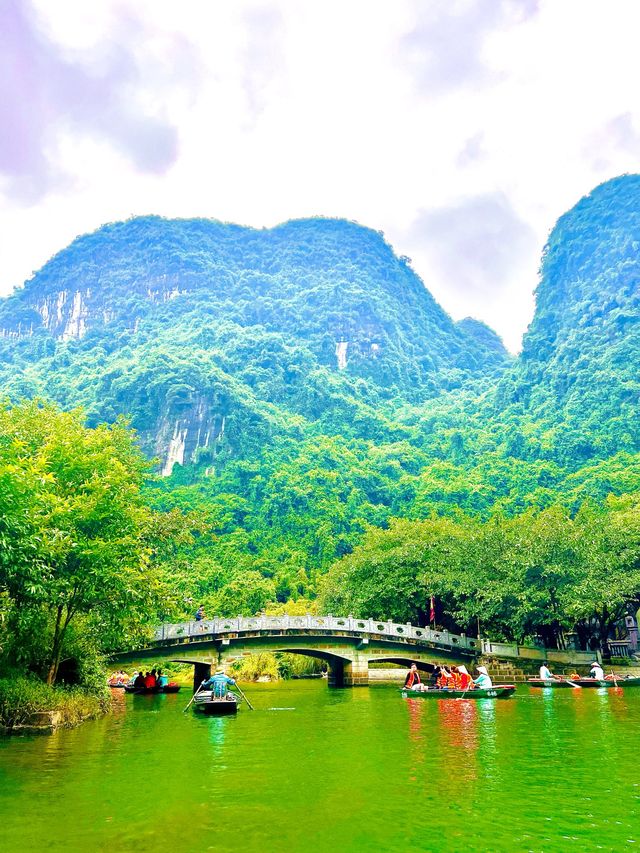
{"left": 495, "top": 175, "right": 640, "bottom": 463}
{"left": 0, "top": 215, "right": 508, "bottom": 472}
{"left": 2, "top": 176, "right": 640, "bottom": 621}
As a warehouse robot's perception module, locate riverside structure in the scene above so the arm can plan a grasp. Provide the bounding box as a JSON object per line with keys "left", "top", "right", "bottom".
{"left": 115, "top": 614, "right": 597, "bottom": 689}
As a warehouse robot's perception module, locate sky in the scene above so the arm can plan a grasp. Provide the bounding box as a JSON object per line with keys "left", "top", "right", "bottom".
{"left": 2, "top": 0, "right": 640, "bottom": 351}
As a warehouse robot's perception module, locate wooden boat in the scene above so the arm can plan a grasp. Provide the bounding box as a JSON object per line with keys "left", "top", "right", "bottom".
{"left": 192, "top": 691, "right": 240, "bottom": 715}
{"left": 401, "top": 685, "right": 516, "bottom": 699}
{"left": 574, "top": 676, "right": 640, "bottom": 688}
{"left": 528, "top": 676, "right": 640, "bottom": 689}
{"left": 124, "top": 684, "right": 181, "bottom": 695}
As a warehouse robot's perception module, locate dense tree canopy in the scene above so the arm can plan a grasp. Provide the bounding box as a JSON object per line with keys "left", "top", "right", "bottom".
{"left": 1, "top": 177, "right": 640, "bottom": 655}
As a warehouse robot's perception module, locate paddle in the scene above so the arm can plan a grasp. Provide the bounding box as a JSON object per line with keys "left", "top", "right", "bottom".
{"left": 233, "top": 681, "right": 255, "bottom": 710}
{"left": 611, "top": 670, "right": 619, "bottom": 687}
{"left": 560, "top": 677, "right": 582, "bottom": 690}
{"left": 456, "top": 684, "right": 473, "bottom": 700}
{"left": 183, "top": 682, "right": 206, "bottom": 712}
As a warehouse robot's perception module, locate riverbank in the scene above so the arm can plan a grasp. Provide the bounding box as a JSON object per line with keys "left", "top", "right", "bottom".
{"left": 0, "top": 677, "right": 111, "bottom": 735}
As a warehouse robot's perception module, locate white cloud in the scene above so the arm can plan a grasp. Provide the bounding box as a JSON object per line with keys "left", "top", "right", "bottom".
{"left": 1, "top": 0, "right": 640, "bottom": 352}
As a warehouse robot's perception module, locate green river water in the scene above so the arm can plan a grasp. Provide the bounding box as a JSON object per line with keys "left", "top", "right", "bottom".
{"left": 0, "top": 681, "right": 638, "bottom": 853}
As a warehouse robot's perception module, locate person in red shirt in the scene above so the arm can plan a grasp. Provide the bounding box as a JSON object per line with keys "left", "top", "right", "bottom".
{"left": 144, "top": 671, "right": 157, "bottom": 689}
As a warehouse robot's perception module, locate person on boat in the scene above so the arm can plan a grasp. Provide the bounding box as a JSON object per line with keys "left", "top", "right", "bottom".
{"left": 473, "top": 666, "right": 493, "bottom": 690}
{"left": 590, "top": 661, "right": 605, "bottom": 680}
{"left": 144, "top": 671, "right": 157, "bottom": 689}
{"left": 127, "top": 670, "right": 139, "bottom": 685}
{"left": 404, "top": 664, "right": 422, "bottom": 690}
{"left": 455, "top": 665, "right": 473, "bottom": 690}
{"left": 539, "top": 662, "right": 555, "bottom": 680}
{"left": 156, "top": 669, "right": 169, "bottom": 689}
{"left": 202, "top": 670, "right": 236, "bottom": 698}
{"left": 438, "top": 666, "right": 455, "bottom": 690}
{"left": 133, "top": 671, "right": 146, "bottom": 689}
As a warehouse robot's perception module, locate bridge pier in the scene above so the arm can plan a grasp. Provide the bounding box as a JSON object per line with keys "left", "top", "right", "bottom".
{"left": 343, "top": 653, "right": 369, "bottom": 687}
{"left": 192, "top": 662, "right": 212, "bottom": 693}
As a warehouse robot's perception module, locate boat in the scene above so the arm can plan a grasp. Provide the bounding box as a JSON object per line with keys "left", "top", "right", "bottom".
{"left": 401, "top": 685, "right": 516, "bottom": 699}
{"left": 574, "top": 676, "right": 640, "bottom": 688}
{"left": 192, "top": 691, "right": 240, "bottom": 715}
{"left": 528, "top": 676, "right": 640, "bottom": 689}
{"left": 124, "top": 684, "right": 182, "bottom": 695}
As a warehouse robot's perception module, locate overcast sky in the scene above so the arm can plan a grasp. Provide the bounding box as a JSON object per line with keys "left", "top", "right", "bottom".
{"left": 2, "top": 0, "right": 640, "bottom": 351}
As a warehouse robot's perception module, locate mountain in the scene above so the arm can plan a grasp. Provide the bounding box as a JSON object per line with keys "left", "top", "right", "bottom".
{"left": 495, "top": 175, "right": 640, "bottom": 463}
{"left": 0, "top": 216, "right": 509, "bottom": 473}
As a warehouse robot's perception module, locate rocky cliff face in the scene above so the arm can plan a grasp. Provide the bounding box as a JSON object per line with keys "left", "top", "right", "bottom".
{"left": 0, "top": 215, "right": 510, "bottom": 473}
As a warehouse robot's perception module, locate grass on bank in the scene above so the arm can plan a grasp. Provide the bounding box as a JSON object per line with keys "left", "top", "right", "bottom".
{"left": 0, "top": 677, "right": 111, "bottom": 730}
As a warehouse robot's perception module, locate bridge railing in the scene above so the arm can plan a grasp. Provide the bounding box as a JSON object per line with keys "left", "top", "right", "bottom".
{"left": 152, "top": 615, "right": 482, "bottom": 653}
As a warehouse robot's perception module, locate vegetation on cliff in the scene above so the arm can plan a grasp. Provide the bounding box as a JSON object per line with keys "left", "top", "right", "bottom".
{"left": 1, "top": 177, "right": 640, "bottom": 658}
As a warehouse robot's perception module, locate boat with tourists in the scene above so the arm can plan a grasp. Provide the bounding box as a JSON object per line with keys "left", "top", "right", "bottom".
{"left": 124, "top": 684, "right": 181, "bottom": 695}
{"left": 192, "top": 691, "right": 240, "bottom": 715}
{"left": 401, "top": 685, "right": 516, "bottom": 699}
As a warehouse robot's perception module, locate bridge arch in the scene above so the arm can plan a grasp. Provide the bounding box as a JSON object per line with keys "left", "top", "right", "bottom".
{"left": 221, "top": 646, "right": 354, "bottom": 687}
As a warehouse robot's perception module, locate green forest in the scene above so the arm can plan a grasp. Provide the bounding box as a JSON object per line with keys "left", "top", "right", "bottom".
{"left": 2, "top": 175, "right": 640, "bottom": 699}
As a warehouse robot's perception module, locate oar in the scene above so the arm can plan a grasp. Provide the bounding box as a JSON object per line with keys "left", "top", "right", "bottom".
{"left": 560, "top": 677, "right": 582, "bottom": 689}
{"left": 233, "top": 681, "right": 255, "bottom": 710}
{"left": 456, "top": 682, "right": 473, "bottom": 700}
{"left": 183, "top": 682, "right": 206, "bottom": 712}
{"left": 611, "top": 670, "right": 619, "bottom": 687}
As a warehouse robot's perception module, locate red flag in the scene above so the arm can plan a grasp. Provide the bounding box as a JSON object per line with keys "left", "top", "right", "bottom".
{"left": 429, "top": 596, "right": 435, "bottom": 624}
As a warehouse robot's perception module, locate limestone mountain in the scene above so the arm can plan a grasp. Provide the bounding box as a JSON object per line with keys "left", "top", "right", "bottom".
{"left": 0, "top": 216, "right": 508, "bottom": 473}
{"left": 495, "top": 175, "right": 640, "bottom": 463}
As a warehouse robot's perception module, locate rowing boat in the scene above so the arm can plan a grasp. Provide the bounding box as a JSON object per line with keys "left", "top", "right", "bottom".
{"left": 401, "top": 685, "right": 516, "bottom": 699}
{"left": 124, "top": 684, "right": 182, "bottom": 694}
{"left": 528, "top": 677, "right": 640, "bottom": 689}
{"left": 192, "top": 691, "right": 239, "bottom": 715}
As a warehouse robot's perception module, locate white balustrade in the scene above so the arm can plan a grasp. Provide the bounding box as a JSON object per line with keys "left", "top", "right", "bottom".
{"left": 151, "top": 614, "right": 482, "bottom": 654}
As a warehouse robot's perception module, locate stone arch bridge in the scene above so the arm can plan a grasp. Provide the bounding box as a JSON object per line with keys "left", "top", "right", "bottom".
{"left": 114, "top": 615, "right": 596, "bottom": 688}
{"left": 115, "top": 614, "right": 483, "bottom": 688}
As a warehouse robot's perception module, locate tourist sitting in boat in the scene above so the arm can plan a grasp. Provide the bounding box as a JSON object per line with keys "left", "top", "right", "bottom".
{"left": 126, "top": 670, "right": 139, "bottom": 685}
{"left": 156, "top": 670, "right": 168, "bottom": 688}
{"left": 202, "top": 670, "right": 236, "bottom": 698}
{"left": 539, "top": 662, "right": 555, "bottom": 680}
{"left": 437, "top": 666, "right": 455, "bottom": 689}
{"left": 133, "top": 671, "right": 146, "bottom": 689}
{"left": 454, "top": 665, "right": 473, "bottom": 690}
{"left": 473, "top": 666, "right": 493, "bottom": 689}
{"left": 144, "top": 671, "right": 157, "bottom": 689}
{"left": 404, "top": 664, "right": 422, "bottom": 690}
{"left": 590, "top": 661, "right": 605, "bottom": 680}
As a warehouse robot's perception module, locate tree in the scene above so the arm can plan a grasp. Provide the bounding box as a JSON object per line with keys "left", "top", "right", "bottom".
{"left": 0, "top": 400, "right": 158, "bottom": 684}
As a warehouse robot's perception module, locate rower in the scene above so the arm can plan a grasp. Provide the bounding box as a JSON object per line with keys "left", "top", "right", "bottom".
{"left": 590, "top": 660, "right": 605, "bottom": 680}
{"left": 404, "top": 664, "right": 421, "bottom": 690}
{"left": 473, "top": 666, "right": 493, "bottom": 689}
{"left": 202, "top": 669, "right": 236, "bottom": 698}
{"left": 539, "top": 661, "right": 555, "bottom": 680}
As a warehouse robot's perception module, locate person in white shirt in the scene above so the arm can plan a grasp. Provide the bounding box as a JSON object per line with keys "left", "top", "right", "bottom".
{"left": 473, "top": 666, "right": 493, "bottom": 689}
{"left": 590, "top": 661, "right": 605, "bottom": 680}
{"left": 539, "top": 662, "right": 555, "bottom": 680}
